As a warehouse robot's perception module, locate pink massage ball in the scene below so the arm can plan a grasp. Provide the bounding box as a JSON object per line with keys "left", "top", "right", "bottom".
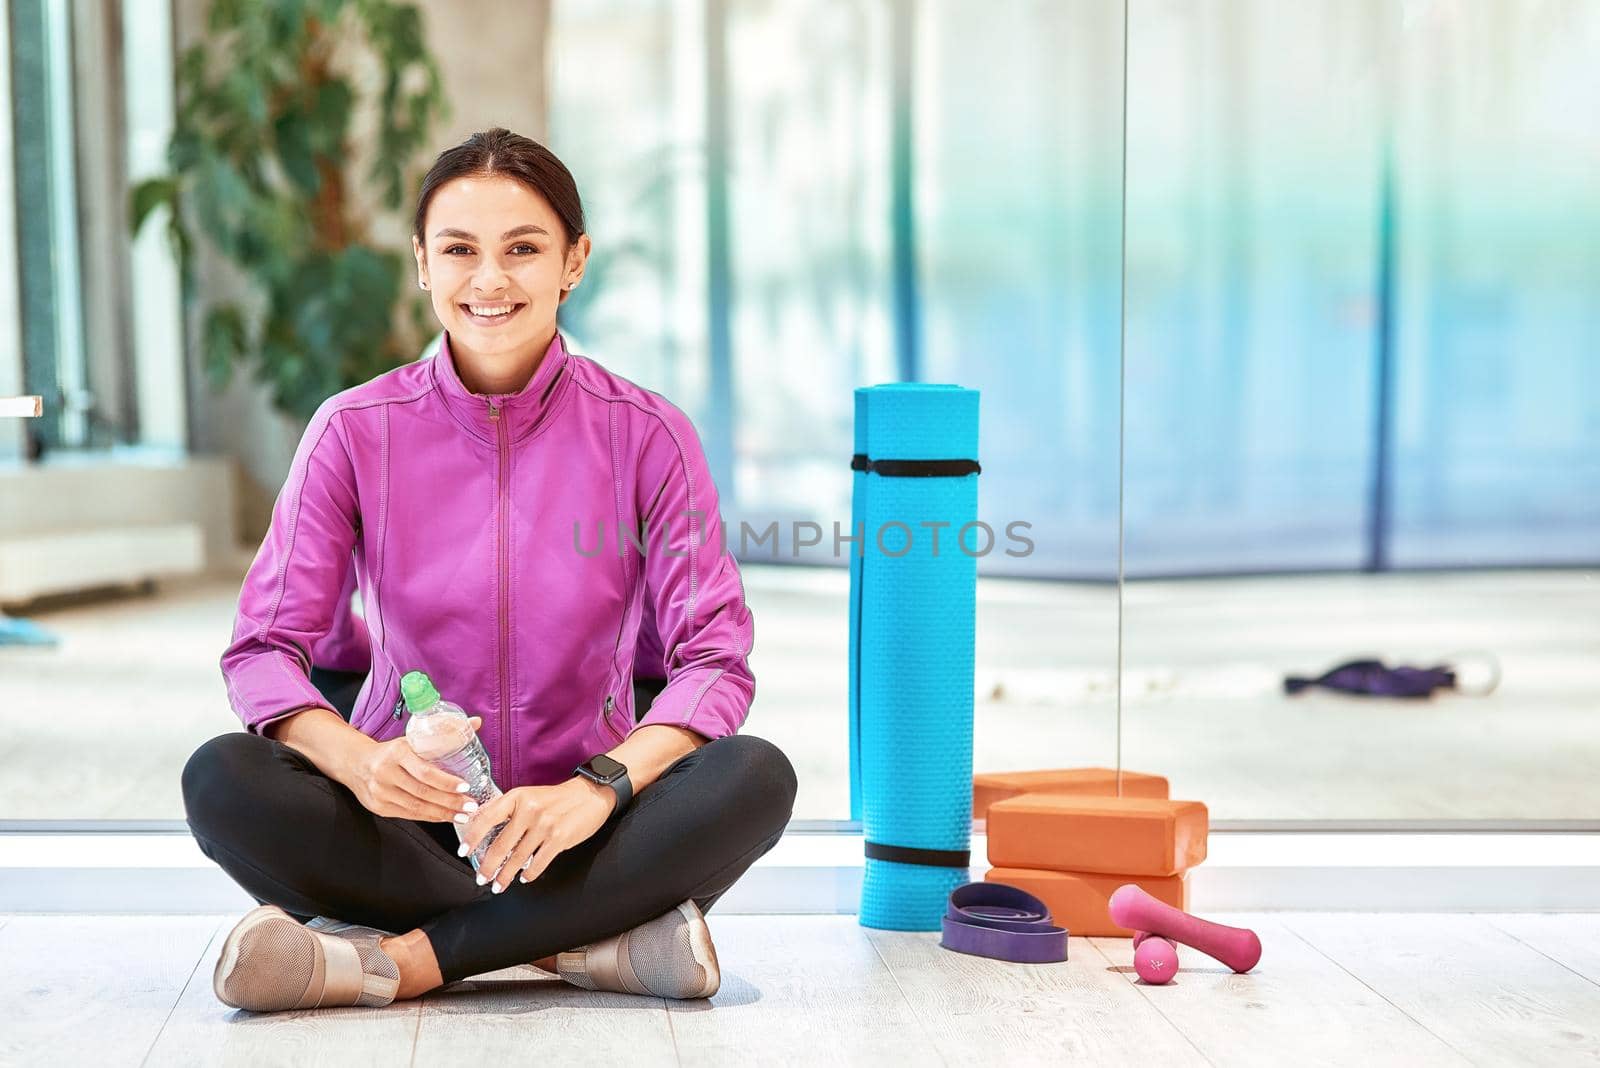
{"left": 1133, "top": 935, "right": 1179, "bottom": 985}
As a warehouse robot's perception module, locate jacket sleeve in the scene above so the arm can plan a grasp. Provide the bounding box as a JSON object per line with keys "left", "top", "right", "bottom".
{"left": 220, "top": 398, "right": 361, "bottom": 735}
{"left": 309, "top": 559, "right": 372, "bottom": 675}
{"left": 632, "top": 407, "right": 755, "bottom": 741}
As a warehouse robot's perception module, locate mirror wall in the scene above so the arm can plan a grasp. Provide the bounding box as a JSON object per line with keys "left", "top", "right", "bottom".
{"left": 8, "top": 0, "right": 1591, "bottom": 831}
{"left": 1119, "top": 0, "right": 1600, "bottom": 822}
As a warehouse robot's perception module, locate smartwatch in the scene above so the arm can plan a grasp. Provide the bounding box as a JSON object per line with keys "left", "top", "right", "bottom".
{"left": 574, "top": 753, "right": 632, "bottom": 818}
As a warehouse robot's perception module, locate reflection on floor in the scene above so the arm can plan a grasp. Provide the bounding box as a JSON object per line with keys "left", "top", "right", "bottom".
{"left": 2, "top": 562, "right": 1594, "bottom": 820}
{"left": 5, "top": 910, "right": 1599, "bottom": 1065}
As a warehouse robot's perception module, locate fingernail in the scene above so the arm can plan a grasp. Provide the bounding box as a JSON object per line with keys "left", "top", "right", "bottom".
{"left": 456, "top": 783, "right": 470, "bottom": 793}
{"left": 463, "top": 800, "right": 479, "bottom": 812}
{"left": 454, "top": 813, "right": 470, "bottom": 825}
{"left": 492, "top": 882, "right": 504, "bottom": 894}
{"left": 475, "top": 873, "right": 487, "bottom": 886}
{"left": 458, "top": 842, "right": 470, "bottom": 857}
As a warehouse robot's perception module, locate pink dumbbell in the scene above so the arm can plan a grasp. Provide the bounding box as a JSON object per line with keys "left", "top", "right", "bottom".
{"left": 1132, "top": 933, "right": 1179, "bottom": 984}
{"left": 1109, "top": 885, "right": 1262, "bottom": 973}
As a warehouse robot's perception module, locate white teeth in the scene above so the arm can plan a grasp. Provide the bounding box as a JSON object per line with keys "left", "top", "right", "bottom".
{"left": 468, "top": 304, "right": 516, "bottom": 317}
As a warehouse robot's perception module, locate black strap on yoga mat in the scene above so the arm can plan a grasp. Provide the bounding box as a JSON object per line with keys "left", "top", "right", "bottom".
{"left": 865, "top": 841, "right": 972, "bottom": 869}
{"left": 851, "top": 453, "right": 981, "bottom": 477}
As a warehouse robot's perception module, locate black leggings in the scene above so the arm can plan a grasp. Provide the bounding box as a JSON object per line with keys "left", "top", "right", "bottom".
{"left": 181, "top": 669, "right": 797, "bottom": 984}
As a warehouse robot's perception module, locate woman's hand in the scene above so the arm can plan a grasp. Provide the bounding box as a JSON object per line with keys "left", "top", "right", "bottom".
{"left": 343, "top": 716, "right": 483, "bottom": 824}
{"left": 460, "top": 778, "right": 616, "bottom": 893}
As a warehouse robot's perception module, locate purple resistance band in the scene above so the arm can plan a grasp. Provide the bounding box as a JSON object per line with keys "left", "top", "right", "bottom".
{"left": 939, "top": 882, "right": 1068, "bottom": 964}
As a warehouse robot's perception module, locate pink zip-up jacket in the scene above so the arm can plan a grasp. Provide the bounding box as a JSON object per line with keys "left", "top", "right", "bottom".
{"left": 220, "top": 330, "right": 755, "bottom": 789}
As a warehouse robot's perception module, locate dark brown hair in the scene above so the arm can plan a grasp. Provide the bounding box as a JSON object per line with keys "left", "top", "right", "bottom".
{"left": 413, "top": 127, "right": 586, "bottom": 247}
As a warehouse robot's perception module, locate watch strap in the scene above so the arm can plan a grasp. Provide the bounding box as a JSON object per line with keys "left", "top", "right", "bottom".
{"left": 605, "top": 768, "right": 633, "bottom": 813}
{"left": 577, "top": 758, "right": 632, "bottom": 818}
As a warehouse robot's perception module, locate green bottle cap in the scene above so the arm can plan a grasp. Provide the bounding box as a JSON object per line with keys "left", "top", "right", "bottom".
{"left": 400, "top": 670, "right": 440, "bottom": 712}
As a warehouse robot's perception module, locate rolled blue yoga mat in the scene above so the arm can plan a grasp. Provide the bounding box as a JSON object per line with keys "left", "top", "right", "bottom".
{"left": 847, "top": 387, "right": 868, "bottom": 821}
{"left": 850, "top": 383, "right": 980, "bottom": 931}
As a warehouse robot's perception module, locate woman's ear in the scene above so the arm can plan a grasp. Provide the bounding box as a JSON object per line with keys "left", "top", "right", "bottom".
{"left": 564, "top": 233, "right": 591, "bottom": 291}
{"left": 558, "top": 235, "right": 590, "bottom": 306}
{"left": 412, "top": 235, "right": 429, "bottom": 291}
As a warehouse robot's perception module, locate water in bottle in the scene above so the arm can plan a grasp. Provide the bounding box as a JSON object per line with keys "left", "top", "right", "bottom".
{"left": 400, "top": 670, "right": 506, "bottom": 873}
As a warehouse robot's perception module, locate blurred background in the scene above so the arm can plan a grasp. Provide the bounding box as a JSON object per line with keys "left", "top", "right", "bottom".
{"left": 0, "top": 0, "right": 1593, "bottom": 825}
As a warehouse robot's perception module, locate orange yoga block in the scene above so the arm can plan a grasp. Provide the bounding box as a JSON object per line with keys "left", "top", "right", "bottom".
{"left": 973, "top": 767, "right": 1169, "bottom": 821}
{"left": 985, "top": 867, "right": 1189, "bottom": 937}
{"left": 987, "top": 793, "right": 1209, "bottom": 877}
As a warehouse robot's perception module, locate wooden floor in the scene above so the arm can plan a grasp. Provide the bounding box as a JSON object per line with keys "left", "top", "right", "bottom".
{"left": 4, "top": 912, "right": 1599, "bottom": 1066}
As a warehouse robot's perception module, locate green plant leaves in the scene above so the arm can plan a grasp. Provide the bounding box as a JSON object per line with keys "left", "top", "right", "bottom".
{"left": 309, "top": 81, "right": 354, "bottom": 156}
{"left": 138, "top": 0, "right": 446, "bottom": 422}
{"left": 203, "top": 304, "right": 247, "bottom": 390}
{"left": 128, "top": 177, "right": 177, "bottom": 235}
{"left": 273, "top": 111, "right": 320, "bottom": 196}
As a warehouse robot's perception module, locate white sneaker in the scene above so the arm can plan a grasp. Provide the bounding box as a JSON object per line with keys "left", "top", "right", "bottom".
{"left": 556, "top": 900, "right": 720, "bottom": 999}
{"left": 213, "top": 905, "right": 401, "bottom": 1012}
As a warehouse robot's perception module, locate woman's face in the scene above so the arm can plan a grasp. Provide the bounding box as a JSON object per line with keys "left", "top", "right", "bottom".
{"left": 412, "top": 174, "right": 589, "bottom": 381}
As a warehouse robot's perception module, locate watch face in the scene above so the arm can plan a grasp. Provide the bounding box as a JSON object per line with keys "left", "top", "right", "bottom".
{"left": 585, "top": 754, "right": 626, "bottom": 783}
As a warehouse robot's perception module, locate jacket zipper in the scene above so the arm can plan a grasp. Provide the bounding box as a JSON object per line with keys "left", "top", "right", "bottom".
{"left": 489, "top": 397, "right": 511, "bottom": 785}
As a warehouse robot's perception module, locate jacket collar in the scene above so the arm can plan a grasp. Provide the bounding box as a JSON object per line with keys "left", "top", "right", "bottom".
{"left": 431, "top": 329, "right": 572, "bottom": 444}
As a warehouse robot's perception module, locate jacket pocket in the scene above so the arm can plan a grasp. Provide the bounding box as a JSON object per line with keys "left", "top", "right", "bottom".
{"left": 596, "top": 685, "right": 629, "bottom": 746}
{"left": 369, "top": 665, "right": 407, "bottom": 742}
{"left": 597, "top": 591, "right": 633, "bottom": 746}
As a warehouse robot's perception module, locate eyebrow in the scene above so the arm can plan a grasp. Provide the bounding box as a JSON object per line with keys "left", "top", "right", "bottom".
{"left": 433, "top": 224, "right": 550, "bottom": 241}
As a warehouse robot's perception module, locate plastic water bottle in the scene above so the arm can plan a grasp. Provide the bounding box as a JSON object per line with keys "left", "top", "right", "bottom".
{"left": 401, "top": 670, "right": 506, "bottom": 873}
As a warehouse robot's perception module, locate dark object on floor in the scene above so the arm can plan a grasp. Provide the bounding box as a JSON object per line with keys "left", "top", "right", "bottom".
{"left": 1284, "top": 655, "right": 1499, "bottom": 699}
{"left": 939, "top": 881, "right": 1068, "bottom": 964}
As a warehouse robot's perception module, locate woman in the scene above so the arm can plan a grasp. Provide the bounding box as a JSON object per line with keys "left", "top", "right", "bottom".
{"left": 182, "top": 128, "right": 797, "bottom": 1012}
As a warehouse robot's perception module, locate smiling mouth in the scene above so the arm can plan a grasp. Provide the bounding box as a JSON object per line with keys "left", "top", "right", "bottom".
{"left": 461, "top": 302, "right": 524, "bottom": 325}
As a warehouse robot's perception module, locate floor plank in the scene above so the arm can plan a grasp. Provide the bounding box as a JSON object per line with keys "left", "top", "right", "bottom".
{"left": 1089, "top": 915, "right": 1468, "bottom": 1067}
{"left": 866, "top": 928, "right": 1210, "bottom": 1066}
{"left": 413, "top": 967, "right": 675, "bottom": 1065}
{"left": 143, "top": 913, "right": 421, "bottom": 1068}
{"left": 0, "top": 914, "right": 220, "bottom": 1067}
{"left": 1482, "top": 914, "right": 1600, "bottom": 989}
{"left": 1284, "top": 913, "right": 1600, "bottom": 1066}
{"left": 667, "top": 915, "right": 940, "bottom": 1065}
